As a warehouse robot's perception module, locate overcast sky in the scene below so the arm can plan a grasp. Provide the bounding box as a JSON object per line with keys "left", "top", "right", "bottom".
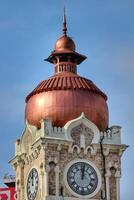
{"left": 0, "top": 0, "right": 134, "bottom": 199}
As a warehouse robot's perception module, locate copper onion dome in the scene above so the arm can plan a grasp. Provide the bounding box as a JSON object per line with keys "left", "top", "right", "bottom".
{"left": 55, "top": 36, "right": 75, "bottom": 52}
{"left": 25, "top": 10, "right": 109, "bottom": 131}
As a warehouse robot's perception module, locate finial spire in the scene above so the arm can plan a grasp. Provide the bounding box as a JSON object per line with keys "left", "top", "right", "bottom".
{"left": 62, "top": 7, "right": 67, "bottom": 36}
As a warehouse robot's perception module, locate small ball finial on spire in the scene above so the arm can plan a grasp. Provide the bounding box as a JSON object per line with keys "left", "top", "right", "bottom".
{"left": 62, "top": 7, "right": 67, "bottom": 36}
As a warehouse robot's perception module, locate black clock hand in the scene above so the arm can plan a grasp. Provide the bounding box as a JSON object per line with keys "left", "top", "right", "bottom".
{"left": 81, "top": 165, "right": 85, "bottom": 180}
{"left": 31, "top": 171, "right": 34, "bottom": 186}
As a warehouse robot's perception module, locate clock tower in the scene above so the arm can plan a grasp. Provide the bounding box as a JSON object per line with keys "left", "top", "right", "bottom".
{"left": 10, "top": 11, "right": 128, "bottom": 200}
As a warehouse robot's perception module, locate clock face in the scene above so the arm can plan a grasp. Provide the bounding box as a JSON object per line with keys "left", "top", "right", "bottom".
{"left": 27, "top": 168, "right": 39, "bottom": 200}
{"left": 67, "top": 162, "right": 98, "bottom": 196}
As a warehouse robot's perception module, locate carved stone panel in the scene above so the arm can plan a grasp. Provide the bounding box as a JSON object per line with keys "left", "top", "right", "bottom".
{"left": 71, "top": 124, "right": 94, "bottom": 147}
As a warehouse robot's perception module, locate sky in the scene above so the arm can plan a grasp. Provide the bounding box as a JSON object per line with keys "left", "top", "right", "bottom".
{"left": 0, "top": 0, "right": 134, "bottom": 199}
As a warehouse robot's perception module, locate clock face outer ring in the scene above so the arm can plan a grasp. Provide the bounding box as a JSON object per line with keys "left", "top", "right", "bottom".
{"left": 64, "top": 159, "right": 102, "bottom": 198}
{"left": 26, "top": 168, "right": 39, "bottom": 200}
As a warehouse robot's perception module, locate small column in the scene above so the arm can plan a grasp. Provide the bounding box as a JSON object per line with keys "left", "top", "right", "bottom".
{"left": 16, "top": 177, "right": 20, "bottom": 200}
{"left": 105, "top": 170, "right": 111, "bottom": 200}
{"left": 55, "top": 166, "right": 60, "bottom": 196}
{"left": 57, "top": 57, "right": 60, "bottom": 73}
{"left": 44, "top": 165, "right": 50, "bottom": 197}
{"left": 17, "top": 188, "right": 21, "bottom": 200}
{"left": 115, "top": 170, "right": 121, "bottom": 200}
{"left": 40, "top": 163, "right": 44, "bottom": 199}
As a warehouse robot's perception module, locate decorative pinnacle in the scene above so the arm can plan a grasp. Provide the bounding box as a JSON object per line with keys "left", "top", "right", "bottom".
{"left": 62, "top": 7, "right": 67, "bottom": 36}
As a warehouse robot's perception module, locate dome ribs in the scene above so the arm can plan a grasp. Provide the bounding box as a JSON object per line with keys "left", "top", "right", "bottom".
{"left": 26, "top": 74, "right": 107, "bottom": 102}
{"left": 44, "top": 80, "right": 51, "bottom": 90}
{"left": 82, "top": 79, "right": 91, "bottom": 90}
{"left": 78, "top": 77, "right": 86, "bottom": 89}
{"left": 39, "top": 81, "right": 47, "bottom": 90}
{"left": 44, "top": 79, "right": 51, "bottom": 90}
{"left": 74, "top": 77, "right": 82, "bottom": 88}
{"left": 63, "top": 76, "right": 67, "bottom": 89}
{"left": 53, "top": 77, "right": 60, "bottom": 89}
{"left": 48, "top": 78, "right": 55, "bottom": 89}
{"left": 58, "top": 76, "right": 63, "bottom": 89}
{"left": 67, "top": 77, "right": 72, "bottom": 89}
{"left": 70, "top": 76, "right": 77, "bottom": 89}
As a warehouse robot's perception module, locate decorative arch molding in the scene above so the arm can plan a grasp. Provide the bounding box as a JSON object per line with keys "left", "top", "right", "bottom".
{"left": 64, "top": 112, "right": 100, "bottom": 144}
{"left": 18, "top": 121, "right": 37, "bottom": 155}
{"left": 71, "top": 145, "right": 81, "bottom": 154}
{"left": 84, "top": 145, "right": 97, "bottom": 155}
